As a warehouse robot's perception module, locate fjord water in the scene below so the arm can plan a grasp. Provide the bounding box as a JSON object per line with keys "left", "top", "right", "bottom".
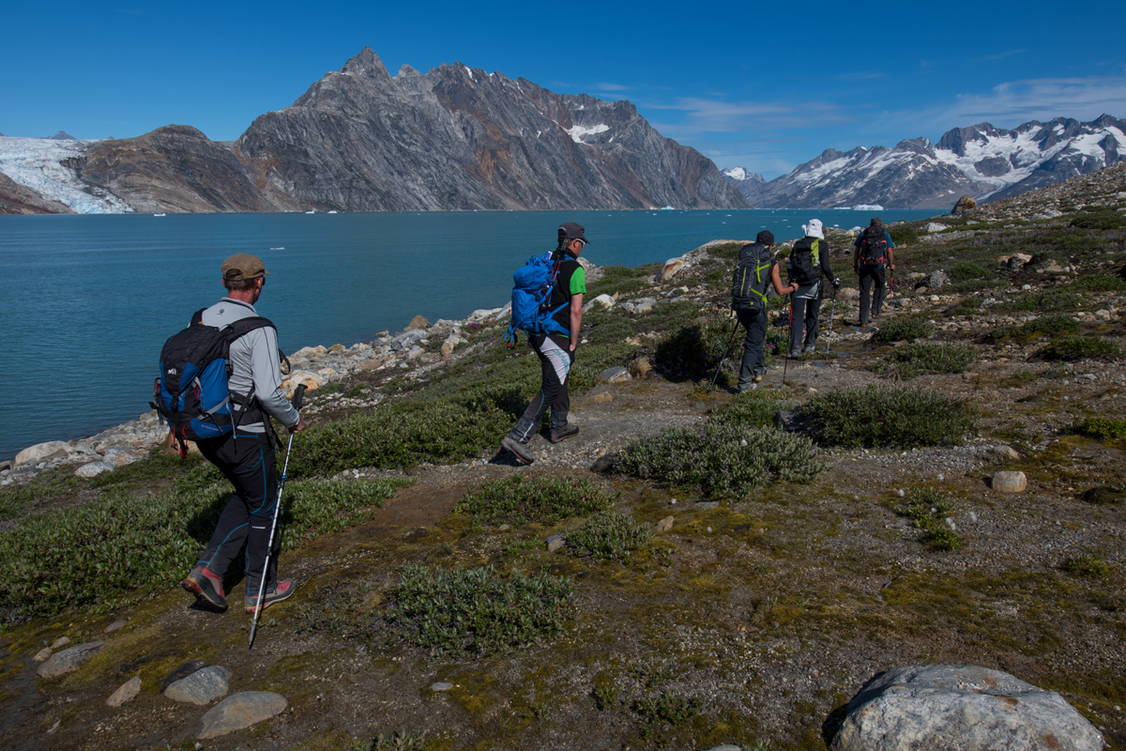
{"left": 0, "top": 208, "right": 934, "bottom": 460}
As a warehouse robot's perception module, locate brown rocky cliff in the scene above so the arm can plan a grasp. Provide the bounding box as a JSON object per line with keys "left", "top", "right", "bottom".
{"left": 74, "top": 125, "right": 294, "bottom": 213}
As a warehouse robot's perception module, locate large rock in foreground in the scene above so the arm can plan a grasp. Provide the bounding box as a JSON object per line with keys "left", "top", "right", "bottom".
{"left": 198, "top": 691, "right": 287, "bottom": 739}
{"left": 831, "top": 664, "right": 1104, "bottom": 751}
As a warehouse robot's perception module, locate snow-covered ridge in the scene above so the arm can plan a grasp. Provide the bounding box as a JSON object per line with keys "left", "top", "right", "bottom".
{"left": 0, "top": 137, "right": 131, "bottom": 214}
{"left": 724, "top": 167, "right": 747, "bottom": 181}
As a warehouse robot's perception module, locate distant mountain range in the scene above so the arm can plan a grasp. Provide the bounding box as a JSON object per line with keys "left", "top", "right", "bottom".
{"left": 723, "top": 114, "right": 1125, "bottom": 209}
{"left": 0, "top": 48, "right": 742, "bottom": 214}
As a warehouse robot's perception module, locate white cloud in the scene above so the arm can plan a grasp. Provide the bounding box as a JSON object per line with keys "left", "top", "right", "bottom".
{"left": 925, "top": 76, "right": 1126, "bottom": 129}
{"left": 646, "top": 97, "right": 850, "bottom": 135}
{"left": 976, "top": 49, "right": 1025, "bottom": 62}
{"left": 594, "top": 82, "right": 629, "bottom": 92}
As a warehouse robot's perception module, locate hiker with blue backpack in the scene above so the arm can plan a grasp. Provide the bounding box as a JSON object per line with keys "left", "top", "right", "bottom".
{"left": 159, "top": 253, "right": 305, "bottom": 615}
{"left": 730, "top": 230, "right": 799, "bottom": 391}
{"left": 500, "top": 222, "right": 588, "bottom": 465}
{"left": 786, "top": 219, "right": 840, "bottom": 357}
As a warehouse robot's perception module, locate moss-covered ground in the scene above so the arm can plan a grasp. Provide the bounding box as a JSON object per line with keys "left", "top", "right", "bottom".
{"left": 1, "top": 175, "right": 1124, "bottom": 749}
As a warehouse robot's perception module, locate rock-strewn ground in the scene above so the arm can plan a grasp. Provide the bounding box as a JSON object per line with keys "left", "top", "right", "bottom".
{"left": 0, "top": 166, "right": 1123, "bottom": 750}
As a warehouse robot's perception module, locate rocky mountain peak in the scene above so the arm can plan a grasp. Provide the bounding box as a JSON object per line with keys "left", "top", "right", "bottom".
{"left": 341, "top": 47, "right": 390, "bottom": 80}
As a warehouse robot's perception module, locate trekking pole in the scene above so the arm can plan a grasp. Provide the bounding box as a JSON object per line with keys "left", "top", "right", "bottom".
{"left": 823, "top": 283, "right": 839, "bottom": 354}
{"left": 781, "top": 295, "right": 792, "bottom": 386}
{"left": 248, "top": 384, "right": 306, "bottom": 650}
{"left": 709, "top": 314, "right": 742, "bottom": 391}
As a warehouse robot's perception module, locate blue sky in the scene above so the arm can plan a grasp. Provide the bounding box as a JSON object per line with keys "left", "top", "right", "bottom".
{"left": 3, "top": 0, "right": 1124, "bottom": 178}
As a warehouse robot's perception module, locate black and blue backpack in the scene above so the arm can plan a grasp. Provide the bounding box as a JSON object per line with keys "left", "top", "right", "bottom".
{"left": 732, "top": 243, "right": 775, "bottom": 312}
{"left": 151, "top": 309, "right": 278, "bottom": 457}
{"left": 504, "top": 251, "right": 571, "bottom": 346}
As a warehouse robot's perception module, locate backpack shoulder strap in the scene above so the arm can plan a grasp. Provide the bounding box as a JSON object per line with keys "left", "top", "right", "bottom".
{"left": 223, "top": 316, "right": 276, "bottom": 340}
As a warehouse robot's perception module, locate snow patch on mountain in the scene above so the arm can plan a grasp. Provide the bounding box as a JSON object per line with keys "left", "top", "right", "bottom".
{"left": 566, "top": 123, "right": 609, "bottom": 144}
{"left": 0, "top": 137, "right": 131, "bottom": 213}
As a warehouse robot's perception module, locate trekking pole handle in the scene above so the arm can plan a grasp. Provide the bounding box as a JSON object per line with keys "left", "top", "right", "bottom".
{"left": 292, "top": 384, "right": 307, "bottom": 411}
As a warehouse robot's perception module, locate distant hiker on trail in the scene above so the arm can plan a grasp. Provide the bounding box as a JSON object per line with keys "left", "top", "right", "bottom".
{"left": 853, "top": 217, "right": 896, "bottom": 326}
{"left": 178, "top": 253, "right": 305, "bottom": 614}
{"left": 501, "top": 222, "right": 588, "bottom": 465}
{"left": 730, "top": 230, "right": 797, "bottom": 391}
{"left": 786, "top": 219, "right": 840, "bottom": 357}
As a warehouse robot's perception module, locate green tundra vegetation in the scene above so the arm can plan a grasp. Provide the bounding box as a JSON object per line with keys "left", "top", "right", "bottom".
{"left": 0, "top": 184, "right": 1123, "bottom": 750}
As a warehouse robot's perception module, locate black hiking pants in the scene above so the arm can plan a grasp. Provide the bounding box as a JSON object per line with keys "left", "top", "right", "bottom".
{"left": 735, "top": 307, "right": 767, "bottom": 387}
{"left": 510, "top": 334, "right": 574, "bottom": 441}
{"left": 195, "top": 432, "right": 280, "bottom": 597}
{"left": 790, "top": 295, "right": 821, "bottom": 354}
{"left": 858, "top": 265, "right": 887, "bottom": 324}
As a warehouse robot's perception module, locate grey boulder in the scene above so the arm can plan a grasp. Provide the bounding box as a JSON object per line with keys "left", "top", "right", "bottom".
{"left": 831, "top": 664, "right": 1104, "bottom": 751}
{"left": 198, "top": 691, "right": 287, "bottom": 739}
{"left": 37, "top": 641, "right": 104, "bottom": 679}
{"left": 164, "top": 665, "right": 230, "bottom": 705}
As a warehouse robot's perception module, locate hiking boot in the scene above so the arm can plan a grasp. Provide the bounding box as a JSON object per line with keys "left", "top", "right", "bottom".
{"left": 244, "top": 579, "right": 297, "bottom": 614}
{"left": 501, "top": 435, "right": 535, "bottom": 465}
{"left": 181, "top": 566, "right": 227, "bottom": 610}
{"left": 788, "top": 348, "right": 801, "bottom": 358}
{"left": 802, "top": 344, "right": 817, "bottom": 355}
{"left": 549, "top": 424, "right": 580, "bottom": 443}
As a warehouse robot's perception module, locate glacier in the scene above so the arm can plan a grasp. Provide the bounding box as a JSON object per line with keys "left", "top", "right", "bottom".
{"left": 0, "top": 137, "right": 132, "bottom": 214}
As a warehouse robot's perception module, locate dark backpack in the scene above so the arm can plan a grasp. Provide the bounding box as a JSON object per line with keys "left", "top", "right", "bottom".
{"left": 151, "top": 309, "right": 277, "bottom": 456}
{"left": 857, "top": 226, "right": 888, "bottom": 265}
{"left": 731, "top": 243, "right": 774, "bottom": 311}
{"left": 788, "top": 237, "right": 821, "bottom": 286}
{"left": 504, "top": 251, "right": 570, "bottom": 345}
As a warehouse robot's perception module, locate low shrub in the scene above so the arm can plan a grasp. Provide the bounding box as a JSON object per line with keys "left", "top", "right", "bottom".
{"left": 889, "top": 224, "right": 920, "bottom": 245}
{"left": 799, "top": 385, "right": 975, "bottom": 448}
{"left": 289, "top": 391, "right": 519, "bottom": 477}
{"left": 654, "top": 319, "right": 733, "bottom": 382}
{"left": 980, "top": 315, "right": 1080, "bottom": 344}
{"left": 614, "top": 425, "right": 824, "bottom": 500}
{"left": 352, "top": 732, "right": 432, "bottom": 751}
{"left": 1072, "top": 417, "right": 1126, "bottom": 442}
{"left": 898, "top": 488, "right": 962, "bottom": 551}
{"left": 710, "top": 389, "right": 787, "bottom": 429}
{"left": 1035, "top": 336, "right": 1123, "bottom": 362}
{"left": 999, "top": 290, "right": 1083, "bottom": 313}
{"left": 949, "top": 261, "right": 992, "bottom": 282}
{"left": 880, "top": 342, "right": 978, "bottom": 379}
{"left": 1066, "top": 272, "right": 1126, "bottom": 292}
{"left": 566, "top": 512, "right": 653, "bottom": 561}
{"left": 1080, "top": 484, "right": 1125, "bottom": 505}
{"left": 0, "top": 477, "right": 403, "bottom": 625}
{"left": 1060, "top": 554, "right": 1111, "bottom": 578}
{"left": 455, "top": 476, "right": 617, "bottom": 526}
{"left": 872, "top": 316, "right": 932, "bottom": 343}
{"left": 387, "top": 565, "right": 573, "bottom": 656}
{"left": 1070, "top": 208, "right": 1126, "bottom": 230}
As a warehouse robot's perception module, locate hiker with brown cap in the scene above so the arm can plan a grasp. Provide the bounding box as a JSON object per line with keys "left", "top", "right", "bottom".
{"left": 180, "top": 253, "right": 306, "bottom": 615}
{"left": 500, "top": 222, "right": 588, "bottom": 465}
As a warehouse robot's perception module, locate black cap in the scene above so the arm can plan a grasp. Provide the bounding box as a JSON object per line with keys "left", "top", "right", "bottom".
{"left": 557, "top": 221, "right": 589, "bottom": 244}
{"left": 870, "top": 217, "right": 884, "bottom": 227}
{"left": 756, "top": 230, "right": 775, "bottom": 245}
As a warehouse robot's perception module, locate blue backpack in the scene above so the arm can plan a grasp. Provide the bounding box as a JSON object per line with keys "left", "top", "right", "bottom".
{"left": 151, "top": 309, "right": 277, "bottom": 457}
{"left": 504, "top": 251, "right": 571, "bottom": 346}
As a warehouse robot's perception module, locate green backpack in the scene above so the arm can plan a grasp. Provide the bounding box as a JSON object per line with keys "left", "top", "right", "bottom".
{"left": 732, "top": 243, "right": 774, "bottom": 311}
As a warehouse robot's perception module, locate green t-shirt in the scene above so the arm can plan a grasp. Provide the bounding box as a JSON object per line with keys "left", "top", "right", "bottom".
{"left": 549, "top": 255, "right": 586, "bottom": 336}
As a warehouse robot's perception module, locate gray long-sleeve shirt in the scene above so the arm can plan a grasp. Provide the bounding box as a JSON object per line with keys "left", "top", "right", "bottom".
{"left": 200, "top": 298, "right": 299, "bottom": 431}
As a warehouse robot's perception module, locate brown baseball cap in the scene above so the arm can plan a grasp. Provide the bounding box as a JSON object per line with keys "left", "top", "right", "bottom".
{"left": 221, "top": 253, "right": 268, "bottom": 281}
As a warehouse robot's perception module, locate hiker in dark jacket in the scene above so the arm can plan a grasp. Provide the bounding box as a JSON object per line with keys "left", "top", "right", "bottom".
{"left": 853, "top": 217, "right": 896, "bottom": 325}
{"left": 731, "top": 230, "right": 797, "bottom": 391}
{"left": 787, "top": 219, "right": 840, "bottom": 356}
{"left": 501, "top": 222, "right": 587, "bottom": 465}
{"left": 180, "top": 253, "right": 305, "bottom": 615}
